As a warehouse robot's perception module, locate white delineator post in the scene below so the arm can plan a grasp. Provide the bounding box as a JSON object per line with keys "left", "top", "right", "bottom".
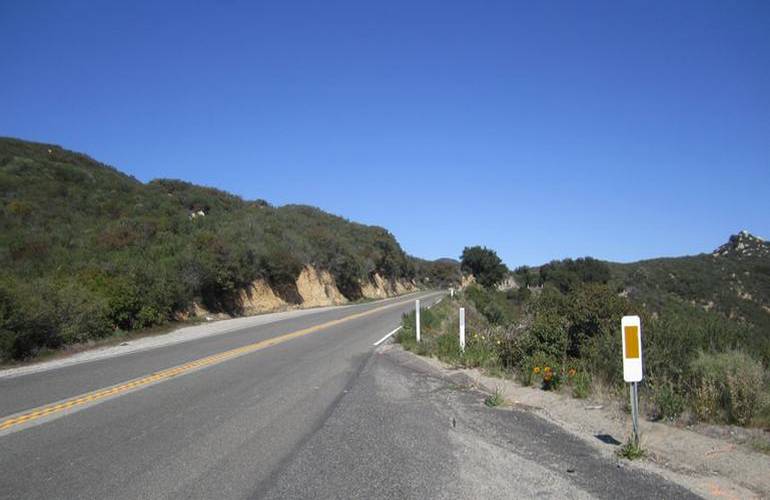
{"left": 621, "top": 315, "right": 643, "bottom": 447}
{"left": 450, "top": 287, "right": 454, "bottom": 298}
{"left": 415, "top": 299, "right": 421, "bottom": 342}
{"left": 459, "top": 307, "right": 466, "bottom": 352}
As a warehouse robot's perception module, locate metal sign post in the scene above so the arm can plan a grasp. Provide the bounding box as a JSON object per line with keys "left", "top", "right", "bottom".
{"left": 630, "top": 382, "right": 640, "bottom": 446}
{"left": 621, "top": 315, "right": 643, "bottom": 446}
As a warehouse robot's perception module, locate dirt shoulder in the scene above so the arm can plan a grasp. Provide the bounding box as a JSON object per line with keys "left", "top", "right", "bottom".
{"left": 394, "top": 344, "right": 770, "bottom": 500}
{"left": 0, "top": 305, "right": 350, "bottom": 379}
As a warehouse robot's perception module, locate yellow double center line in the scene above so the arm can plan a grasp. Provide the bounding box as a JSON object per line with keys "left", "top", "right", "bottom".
{"left": 0, "top": 295, "right": 419, "bottom": 434}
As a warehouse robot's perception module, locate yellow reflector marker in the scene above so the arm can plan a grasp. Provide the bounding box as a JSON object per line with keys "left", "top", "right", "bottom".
{"left": 624, "top": 325, "right": 640, "bottom": 359}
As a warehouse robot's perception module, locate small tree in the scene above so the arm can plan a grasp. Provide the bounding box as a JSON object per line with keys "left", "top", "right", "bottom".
{"left": 513, "top": 265, "right": 537, "bottom": 287}
{"left": 460, "top": 246, "right": 508, "bottom": 289}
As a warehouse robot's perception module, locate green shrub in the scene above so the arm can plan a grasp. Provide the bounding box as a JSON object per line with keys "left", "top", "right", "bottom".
{"left": 584, "top": 329, "right": 623, "bottom": 388}
{"left": 480, "top": 301, "right": 505, "bottom": 325}
{"left": 436, "top": 333, "right": 462, "bottom": 363}
{"left": 514, "top": 309, "right": 568, "bottom": 363}
{"left": 396, "top": 314, "right": 418, "bottom": 351}
{"left": 617, "top": 438, "right": 645, "bottom": 460}
{"left": 690, "top": 350, "right": 764, "bottom": 425}
{"left": 484, "top": 387, "right": 505, "bottom": 407}
{"left": 506, "top": 286, "right": 531, "bottom": 305}
{"left": 421, "top": 307, "right": 442, "bottom": 331}
{"left": 464, "top": 285, "right": 516, "bottom": 325}
{"left": 754, "top": 397, "right": 770, "bottom": 429}
{"left": 571, "top": 370, "right": 592, "bottom": 399}
{"left": 650, "top": 381, "right": 686, "bottom": 421}
{"left": 55, "top": 283, "right": 112, "bottom": 343}
{"left": 463, "top": 329, "right": 501, "bottom": 369}
{"left": 515, "top": 361, "right": 534, "bottom": 387}
{"left": 539, "top": 257, "right": 611, "bottom": 293}
{"left": 460, "top": 246, "right": 508, "bottom": 289}
{"left": 0, "top": 280, "right": 58, "bottom": 359}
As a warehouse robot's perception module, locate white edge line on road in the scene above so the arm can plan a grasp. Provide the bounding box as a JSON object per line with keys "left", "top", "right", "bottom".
{"left": 427, "top": 295, "right": 444, "bottom": 309}
{"left": 373, "top": 326, "right": 402, "bottom": 347}
{"left": 372, "top": 292, "right": 444, "bottom": 346}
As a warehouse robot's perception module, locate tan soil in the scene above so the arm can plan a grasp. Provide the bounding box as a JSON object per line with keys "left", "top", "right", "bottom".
{"left": 238, "top": 279, "right": 288, "bottom": 314}
{"left": 194, "top": 267, "right": 415, "bottom": 318}
{"left": 394, "top": 279, "right": 417, "bottom": 295}
{"left": 295, "top": 266, "right": 348, "bottom": 307}
{"left": 460, "top": 274, "right": 476, "bottom": 289}
{"left": 361, "top": 273, "right": 391, "bottom": 299}
{"left": 360, "top": 273, "right": 417, "bottom": 299}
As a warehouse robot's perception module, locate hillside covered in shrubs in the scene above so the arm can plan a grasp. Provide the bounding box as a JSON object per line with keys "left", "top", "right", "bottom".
{"left": 0, "top": 138, "right": 455, "bottom": 360}
{"left": 399, "top": 239, "right": 770, "bottom": 429}
{"left": 609, "top": 230, "right": 770, "bottom": 336}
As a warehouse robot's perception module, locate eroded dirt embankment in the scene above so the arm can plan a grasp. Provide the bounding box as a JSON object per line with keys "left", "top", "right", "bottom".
{"left": 197, "top": 266, "right": 418, "bottom": 319}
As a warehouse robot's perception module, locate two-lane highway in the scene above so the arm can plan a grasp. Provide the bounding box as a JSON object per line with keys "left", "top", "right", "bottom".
{"left": 0, "top": 290, "right": 700, "bottom": 499}
{"left": 0, "top": 291, "right": 443, "bottom": 499}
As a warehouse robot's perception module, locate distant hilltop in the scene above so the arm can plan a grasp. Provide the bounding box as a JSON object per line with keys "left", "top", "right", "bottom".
{"left": 511, "top": 229, "right": 770, "bottom": 339}
{"left": 713, "top": 230, "right": 769, "bottom": 258}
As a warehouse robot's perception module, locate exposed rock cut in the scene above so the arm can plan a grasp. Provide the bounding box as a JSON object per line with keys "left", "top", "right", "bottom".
{"left": 296, "top": 266, "right": 348, "bottom": 307}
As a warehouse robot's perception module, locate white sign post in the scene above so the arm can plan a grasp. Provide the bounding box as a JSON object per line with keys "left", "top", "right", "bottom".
{"left": 459, "top": 307, "right": 466, "bottom": 352}
{"left": 621, "top": 315, "right": 643, "bottom": 446}
{"left": 415, "top": 300, "right": 421, "bottom": 342}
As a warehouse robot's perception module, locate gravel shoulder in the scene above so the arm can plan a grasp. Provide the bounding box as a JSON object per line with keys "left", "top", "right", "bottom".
{"left": 263, "top": 343, "right": 699, "bottom": 499}
{"left": 406, "top": 346, "right": 770, "bottom": 499}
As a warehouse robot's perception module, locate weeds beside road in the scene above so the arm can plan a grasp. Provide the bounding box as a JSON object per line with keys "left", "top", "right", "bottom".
{"left": 397, "top": 285, "right": 770, "bottom": 434}
{"left": 398, "top": 341, "right": 770, "bottom": 499}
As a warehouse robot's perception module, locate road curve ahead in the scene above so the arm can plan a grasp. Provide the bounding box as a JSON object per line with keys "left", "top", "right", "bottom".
{"left": 0, "top": 290, "right": 695, "bottom": 499}
{"left": 0, "top": 292, "right": 442, "bottom": 499}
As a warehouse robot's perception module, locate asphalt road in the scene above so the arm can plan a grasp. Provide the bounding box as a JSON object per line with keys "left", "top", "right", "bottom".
{"left": 0, "top": 291, "right": 697, "bottom": 499}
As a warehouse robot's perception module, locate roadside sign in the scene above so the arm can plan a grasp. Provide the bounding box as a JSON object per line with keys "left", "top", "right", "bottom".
{"left": 621, "top": 315, "right": 643, "bottom": 445}
{"left": 621, "top": 315, "right": 643, "bottom": 382}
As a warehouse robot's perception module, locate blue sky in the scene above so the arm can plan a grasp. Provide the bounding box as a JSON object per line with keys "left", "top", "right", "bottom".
{"left": 2, "top": 1, "right": 768, "bottom": 266}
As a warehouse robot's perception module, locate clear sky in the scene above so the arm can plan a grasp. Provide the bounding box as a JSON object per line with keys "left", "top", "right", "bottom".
{"left": 2, "top": 1, "right": 768, "bottom": 266}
